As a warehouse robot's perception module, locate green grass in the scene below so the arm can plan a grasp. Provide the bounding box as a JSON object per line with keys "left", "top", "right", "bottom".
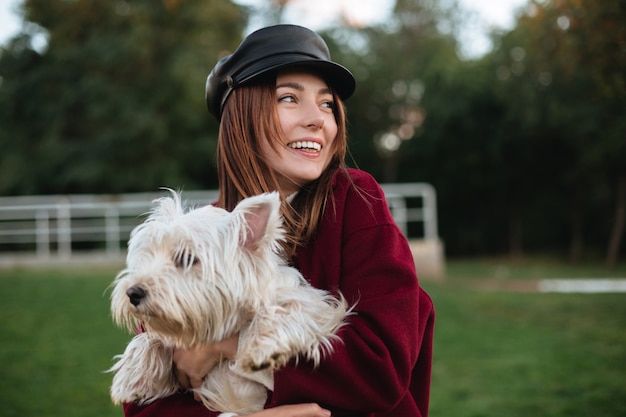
{"left": 0, "top": 259, "right": 625, "bottom": 417}
{"left": 423, "top": 282, "right": 626, "bottom": 417}
{"left": 0, "top": 267, "right": 128, "bottom": 417}
{"left": 444, "top": 256, "right": 626, "bottom": 280}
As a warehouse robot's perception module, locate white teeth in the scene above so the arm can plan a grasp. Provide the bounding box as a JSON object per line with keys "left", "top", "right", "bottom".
{"left": 288, "top": 141, "right": 321, "bottom": 152}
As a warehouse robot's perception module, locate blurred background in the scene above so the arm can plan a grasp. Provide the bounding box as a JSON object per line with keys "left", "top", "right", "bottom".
{"left": 0, "top": 2, "right": 625, "bottom": 417}
{"left": 1, "top": 0, "right": 623, "bottom": 264}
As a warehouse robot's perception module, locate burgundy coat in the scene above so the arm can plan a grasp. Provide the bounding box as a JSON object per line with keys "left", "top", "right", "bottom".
{"left": 123, "top": 168, "right": 435, "bottom": 417}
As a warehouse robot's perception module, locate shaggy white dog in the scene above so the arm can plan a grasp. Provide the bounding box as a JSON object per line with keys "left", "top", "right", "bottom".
{"left": 109, "top": 191, "right": 348, "bottom": 415}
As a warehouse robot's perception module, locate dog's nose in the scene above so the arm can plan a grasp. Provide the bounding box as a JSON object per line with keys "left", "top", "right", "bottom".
{"left": 126, "top": 286, "right": 147, "bottom": 306}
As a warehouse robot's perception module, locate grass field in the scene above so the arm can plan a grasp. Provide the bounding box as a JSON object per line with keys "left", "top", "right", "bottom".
{"left": 0, "top": 259, "right": 625, "bottom": 417}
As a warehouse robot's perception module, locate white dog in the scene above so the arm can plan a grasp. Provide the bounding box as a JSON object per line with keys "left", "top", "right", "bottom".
{"left": 109, "top": 191, "right": 349, "bottom": 415}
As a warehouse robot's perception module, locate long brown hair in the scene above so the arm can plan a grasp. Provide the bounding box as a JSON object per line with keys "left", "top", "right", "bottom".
{"left": 216, "top": 73, "right": 349, "bottom": 258}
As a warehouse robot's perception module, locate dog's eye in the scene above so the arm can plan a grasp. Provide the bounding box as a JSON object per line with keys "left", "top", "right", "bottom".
{"left": 174, "top": 249, "right": 199, "bottom": 269}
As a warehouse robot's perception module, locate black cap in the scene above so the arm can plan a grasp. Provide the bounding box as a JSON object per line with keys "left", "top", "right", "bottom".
{"left": 205, "top": 24, "right": 356, "bottom": 120}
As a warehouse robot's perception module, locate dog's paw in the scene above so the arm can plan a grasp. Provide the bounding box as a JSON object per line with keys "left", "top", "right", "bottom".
{"left": 110, "top": 387, "right": 147, "bottom": 406}
{"left": 109, "top": 334, "right": 179, "bottom": 405}
{"left": 242, "top": 351, "right": 290, "bottom": 372}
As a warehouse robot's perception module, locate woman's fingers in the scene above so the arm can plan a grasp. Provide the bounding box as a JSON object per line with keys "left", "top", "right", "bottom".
{"left": 172, "top": 334, "right": 241, "bottom": 398}
{"left": 189, "top": 375, "right": 204, "bottom": 402}
{"left": 248, "top": 403, "right": 331, "bottom": 417}
{"left": 173, "top": 345, "right": 223, "bottom": 402}
{"left": 173, "top": 364, "right": 191, "bottom": 390}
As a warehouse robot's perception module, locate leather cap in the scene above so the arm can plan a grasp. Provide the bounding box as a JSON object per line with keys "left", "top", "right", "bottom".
{"left": 205, "top": 24, "right": 356, "bottom": 119}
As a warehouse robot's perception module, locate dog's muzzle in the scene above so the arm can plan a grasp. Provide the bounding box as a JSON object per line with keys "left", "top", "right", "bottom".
{"left": 126, "top": 286, "right": 147, "bottom": 306}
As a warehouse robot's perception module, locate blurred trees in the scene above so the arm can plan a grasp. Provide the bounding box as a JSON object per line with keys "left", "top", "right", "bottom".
{"left": 0, "top": 0, "right": 623, "bottom": 264}
{"left": 327, "top": 0, "right": 624, "bottom": 264}
{"left": 325, "top": 0, "right": 460, "bottom": 182}
{"left": 0, "top": 0, "right": 246, "bottom": 194}
{"left": 488, "top": 0, "right": 625, "bottom": 265}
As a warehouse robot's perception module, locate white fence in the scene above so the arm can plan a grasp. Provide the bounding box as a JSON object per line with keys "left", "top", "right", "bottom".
{"left": 0, "top": 184, "right": 438, "bottom": 260}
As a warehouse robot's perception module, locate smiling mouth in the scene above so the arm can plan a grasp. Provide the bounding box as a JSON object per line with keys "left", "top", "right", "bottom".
{"left": 288, "top": 141, "right": 321, "bottom": 152}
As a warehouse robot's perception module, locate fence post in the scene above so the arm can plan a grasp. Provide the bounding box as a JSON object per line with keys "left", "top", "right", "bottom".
{"left": 35, "top": 210, "right": 50, "bottom": 259}
{"left": 422, "top": 184, "right": 438, "bottom": 241}
{"left": 57, "top": 199, "right": 72, "bottom": 259}
{"left": 387, "top": 194, "right": 408, "bottom": 236}
{"left": 105, "top": 205, "right": 121, "bottom": 257}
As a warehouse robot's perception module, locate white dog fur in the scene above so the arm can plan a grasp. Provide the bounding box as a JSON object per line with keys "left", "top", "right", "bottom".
{"left": 109, "top": 191, "right": 349, "bottom": 415}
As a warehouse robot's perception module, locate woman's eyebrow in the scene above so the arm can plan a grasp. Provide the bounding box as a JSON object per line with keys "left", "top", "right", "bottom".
{"left": 276, "top": 82, "right": 304, "bottom": 91}
{"left": 276, "top": 82, "right": 333, "bottom": 95}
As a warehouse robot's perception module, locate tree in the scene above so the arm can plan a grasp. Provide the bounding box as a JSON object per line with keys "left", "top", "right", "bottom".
{"left": 0, "top": 0, "right": 247, "bottom": 194}
{"left": 324, "top": 1, "right": 523, "bottom": 255}
{"left": 323, "top": 0, "right": 462, "bottom": 180}
{"left": 490, "top": 0, "right": 626, "bottom": 265}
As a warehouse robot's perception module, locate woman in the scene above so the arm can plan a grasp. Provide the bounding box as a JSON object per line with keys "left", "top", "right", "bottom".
{"left": 124, "top": 24, "right": 434, "bottom": 417}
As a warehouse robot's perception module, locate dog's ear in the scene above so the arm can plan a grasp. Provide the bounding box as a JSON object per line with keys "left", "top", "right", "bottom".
{"left": 233, "top": 192, "right": 282, "bottom": 251}
{"left": 150, "top": 188, "right": 184, "bottom": 220}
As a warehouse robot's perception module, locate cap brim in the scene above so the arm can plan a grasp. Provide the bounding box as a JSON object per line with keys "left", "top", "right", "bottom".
{"left": 236, "top": 54, "right": 356, "bottom": 101}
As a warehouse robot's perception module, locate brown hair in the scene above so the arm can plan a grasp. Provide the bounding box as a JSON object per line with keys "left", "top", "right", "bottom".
{"left": 216, "top": 74, "right": 349, "bottom": 258}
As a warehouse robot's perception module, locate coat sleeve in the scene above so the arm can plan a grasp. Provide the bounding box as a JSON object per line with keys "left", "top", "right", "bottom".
{"left": 270, "top": 172, "right": 432, "bottom": 416}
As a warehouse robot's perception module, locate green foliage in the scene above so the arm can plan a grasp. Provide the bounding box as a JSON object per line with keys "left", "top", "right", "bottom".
{"left": 0, "top": 0, "right": 247, "bottom": 194}
{"left": 328, "top": 0, "right": 625, "bottom": 260}
{"left": 325, "top": 0, "right": 462, "bottom": 182}
{"left": 486, "top": 0, "right": 626, "bottom": 262}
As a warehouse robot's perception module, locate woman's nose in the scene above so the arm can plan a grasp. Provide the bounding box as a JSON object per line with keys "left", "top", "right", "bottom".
{"left": 306, "top": 116, "right": 324, "bottom": 130}
{"left": 302, "top": 101, "right": 325, "bottom": 129}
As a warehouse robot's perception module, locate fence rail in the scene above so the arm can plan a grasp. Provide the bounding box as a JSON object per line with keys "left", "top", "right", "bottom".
{"left": 0, "top": 184, "right": 437, "bottom": 260}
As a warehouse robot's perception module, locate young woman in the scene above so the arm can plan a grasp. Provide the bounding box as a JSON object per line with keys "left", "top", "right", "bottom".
{"left": 124, "top": 24, "right": 434, "bottom": 417}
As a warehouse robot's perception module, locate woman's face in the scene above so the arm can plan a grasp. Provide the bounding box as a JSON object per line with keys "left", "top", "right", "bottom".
{"left": 261, "top": 70, "right": 339, "bottom": 195}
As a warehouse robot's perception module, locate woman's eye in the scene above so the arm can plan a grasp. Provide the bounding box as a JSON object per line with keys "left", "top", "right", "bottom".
{"left": 279, "top": 95, "right": 296, "bottom": 103}
{"left": 321, "top": 100, "right": 334, "bottom": 109}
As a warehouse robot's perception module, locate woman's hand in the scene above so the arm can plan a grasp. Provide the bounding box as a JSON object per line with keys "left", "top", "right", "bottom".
{"left": 245, "top": 403, "right": 331, "bottom": 417}
{"left": 173, "top": 333, "right": 239, "bottom": 400}
{"left": 174, "top": 336, "right": 331, "bottom": 416}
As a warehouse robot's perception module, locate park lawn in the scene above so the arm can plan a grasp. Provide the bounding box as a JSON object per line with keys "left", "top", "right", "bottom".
{"left": 423, "top": 282, "right": 626, "bottom": 417}
{"left": 0, "top": 259, "right": 625, "bottom": 417}
{"left": 0, "top": 267, "right": 128, "bottom": 417}
{"left": 443, "top": 256, "right": 626, "bottom": 280}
